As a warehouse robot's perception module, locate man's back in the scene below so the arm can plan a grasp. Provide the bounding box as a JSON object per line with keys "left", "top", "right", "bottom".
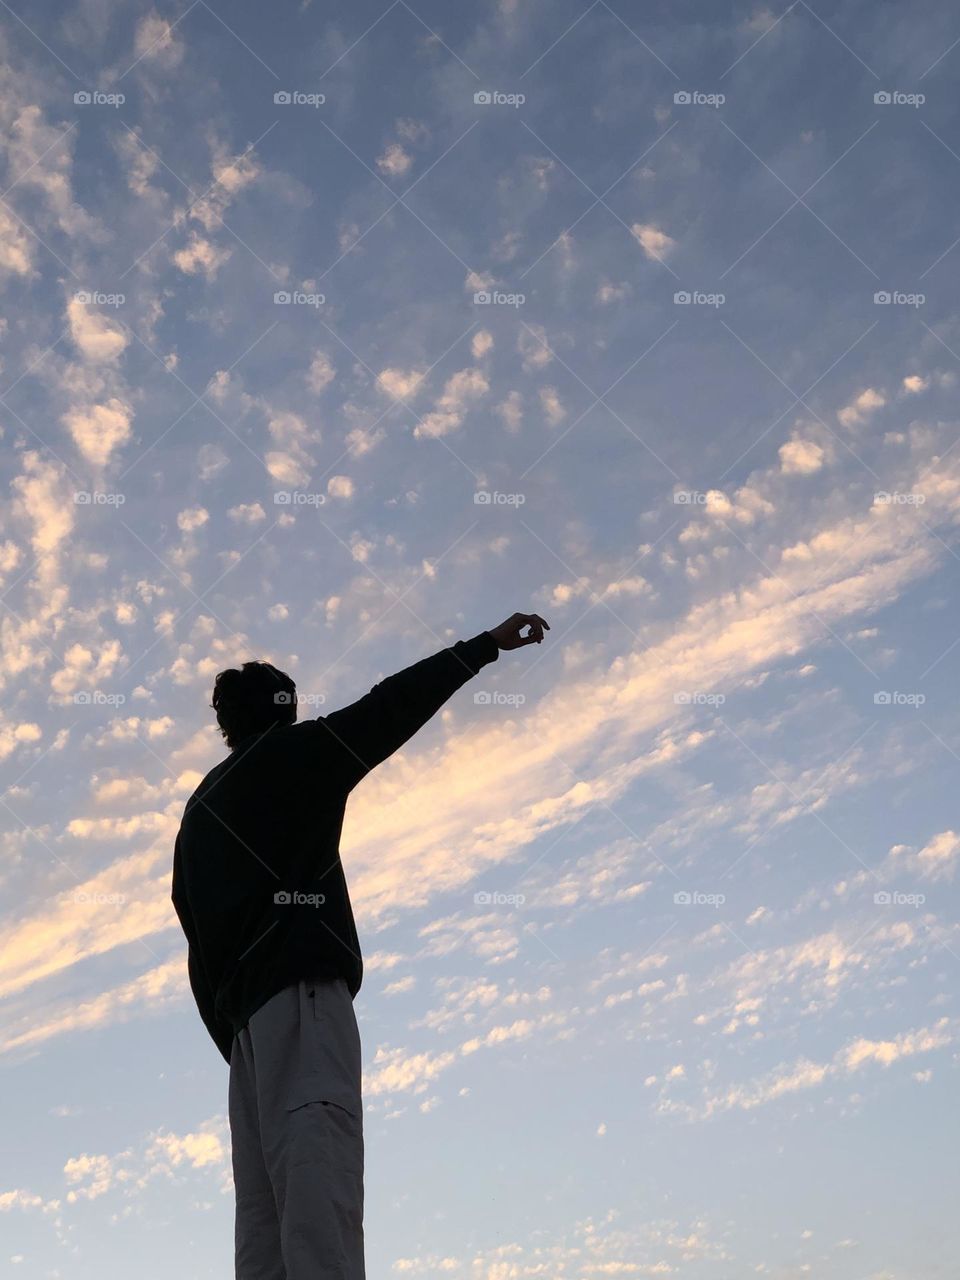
{"left": 174, "top": 718, "right": 362, "bottom": 1062}
{"left": 172, "top": 628, "right": 505, "bottom": 1062}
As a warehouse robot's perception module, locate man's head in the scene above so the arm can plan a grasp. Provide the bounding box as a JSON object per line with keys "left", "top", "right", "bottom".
{"left": 211, "top": 661, "right": 297, "bottom": 750}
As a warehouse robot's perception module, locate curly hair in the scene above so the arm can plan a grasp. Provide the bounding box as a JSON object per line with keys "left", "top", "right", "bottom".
{"left": 211, "top": 660, "right": 297, "bottom": 750}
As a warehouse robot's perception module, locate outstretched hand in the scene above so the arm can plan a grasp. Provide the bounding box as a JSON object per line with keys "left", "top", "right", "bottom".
{"left": 488, "top": 612, "right": 550, "bottom": 651}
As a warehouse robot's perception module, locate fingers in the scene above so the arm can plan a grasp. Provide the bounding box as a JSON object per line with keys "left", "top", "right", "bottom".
{"left": 519, "top": 613, "right": 549, "bottom": 644}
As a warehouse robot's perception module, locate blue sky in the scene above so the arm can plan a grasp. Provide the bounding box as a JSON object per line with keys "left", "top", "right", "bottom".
{"left": 2, "top": 0, "right": 960, "bottom": 1276}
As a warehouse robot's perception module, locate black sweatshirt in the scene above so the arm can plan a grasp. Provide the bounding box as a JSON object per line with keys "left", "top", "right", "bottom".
{"left": 171, "top": 630, "right": 499, "bottom": 1063}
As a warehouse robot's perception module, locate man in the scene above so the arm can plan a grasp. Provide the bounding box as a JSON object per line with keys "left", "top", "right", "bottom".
{"left": 171, "top": 612, "right": 549, "bottom": 1279}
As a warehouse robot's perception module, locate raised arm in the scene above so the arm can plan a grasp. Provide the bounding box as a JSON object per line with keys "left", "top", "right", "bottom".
{"left": 319, "top": 613, "right": 549, "bottom": 791}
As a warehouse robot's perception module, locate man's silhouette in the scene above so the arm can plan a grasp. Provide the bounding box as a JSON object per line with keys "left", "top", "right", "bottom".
{"left": 171, "top": 613, "right": 549, "bottom": 1279}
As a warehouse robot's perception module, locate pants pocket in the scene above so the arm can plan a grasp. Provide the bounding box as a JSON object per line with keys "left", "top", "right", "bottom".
{"left": 285, "top": 1090, "right": 364, "bottom": 1177}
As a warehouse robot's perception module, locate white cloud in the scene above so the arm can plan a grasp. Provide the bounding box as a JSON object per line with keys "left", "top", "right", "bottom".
{"left": 62, "top": 398, "right": 133, "bottom": 467}
{"left": 227, "top": 502, "right": 266, "bottom": 524}
{"left": 307, "top": 351, "right": 335, "bottom": 393}
{"left": 172, "top": 234, "right": 231, "bottom": 279}
{"left": 177, "top": 507, "right": 209, "bottom": 533}
{"left": 414, "top": 368, "right": 489, "bottom": 440}
{"left": 779, "top": 438, "right": 825, "bottom": 476}
{"left": 67, "top": 298, "right": 128, "bottom": 362}
{"left": 377, "top": 367, "right": 425, "bottom": 400}
{"left": 496, "top": 390, "right": 523, "bottom": 431}
{"left": 376, "top": 143, "right": 412, "bottom": 176}
{"left": 471, "top": 330, "right": 493, "bottom": 359}
{"left": 539, "top": 385, "right": 566, "bottom": 426}
{"left": 838, "top": 387, "right": 886, "bottom": 427}
{"left": 631, "top": 222, "right": 676, "bottom": 261}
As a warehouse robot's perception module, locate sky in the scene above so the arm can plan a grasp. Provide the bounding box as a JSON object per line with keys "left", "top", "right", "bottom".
{"left": 1, "top": 0, "right": 959, "bottom": 1276}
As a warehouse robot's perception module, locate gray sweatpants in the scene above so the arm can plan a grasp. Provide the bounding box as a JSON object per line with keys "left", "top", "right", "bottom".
{"left": 228, "top": 976, "right": 365, "bottom": 1279}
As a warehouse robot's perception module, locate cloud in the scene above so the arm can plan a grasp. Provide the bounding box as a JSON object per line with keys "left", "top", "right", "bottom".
{"left": 471, "top": 330, "right": 493, "bottom": 359}
{"left": 265, "top": 410, "right": 320, "bottom": 487}
{"left": 902, "top": 374, "right": 929, "bottom": 394}
{"left": 227, "top": 502, "right": 266, "bottom": 524}
{"left": 538, "top": 385, "right": 566, "bottom": 426}
{"left": 62, "top": 398, "right": 133, "bottom": 466}
{"left": 66, "top": 298, "right": 129, "bottom": 362}
{"left": 377, "top": 367, "right": 425, "bottom": 400}
{"left": 376, "top": 143, "right": 413, "bottom": 177}
{"left": 11, "top": 452, "right": 74, "bottom": 562}
{"left": 172, "top": 234, "right": 231, "bottom": 279}
{"left": 176, "top": 507, "right": 209, "bottom": 533}
{"left": 327, "top": 475, "right": 355, "bottom": 499}
{"left": 133, "top": 12, "right": 186, "bottom": 66}
{"left": 496, "top": 391, "right": 523, "bottom": 431}
{"left": 838, "top": 387, "right": 886, "bottom": 427}
{"left": 307, "top": 351, "right": 335, "bottom": 393}
{"left": 631, "top": 223, "right": 676, "bottom": 261}
{"left": 414, "top": 368, "right": 489, "bottom": 440}
{"left": 779, "top": 438, "right": 825, "bottom": 476}
{"left": 0, "top": 203, "right": 34, "bottom": 277}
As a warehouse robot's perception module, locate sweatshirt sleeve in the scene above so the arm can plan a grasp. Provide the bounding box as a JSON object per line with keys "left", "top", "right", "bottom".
{"left": 318, "top": 630, "right": 499, "bottom": 791}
